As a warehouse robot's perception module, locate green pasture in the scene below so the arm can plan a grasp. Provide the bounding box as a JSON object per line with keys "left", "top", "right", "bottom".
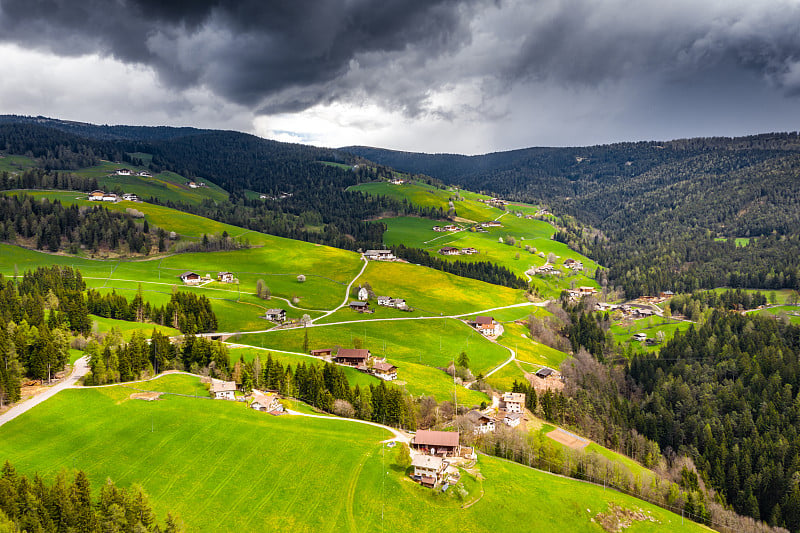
{"left": 610, "top": 319, "right": 692, "bottom": 353}
{"left": 380, "top": 215, "right": 599, "bottom": 299}
{"left": 243, "top": 318, "right": 509, "bottom": 374}
{"left": 713, "top": 237, "right": 751, "bottom": 246}
{"left": 0, "top": 153, "right": 37, "bottom": 173}
{"left": 229, "top": 346, "right": 380, "bottom": 389}
{"left": 485, "top": 361, "right": 529, "bottom": 391}
{"left": 709, "top": 287, "right": 795, "bottom": 305}
{"left": 124, "top": 372, "right": 210, "bottom": 396}
{"left": 753, "top": 305, "right": 800, "bottom": 325}
{"left": 0, "top": 375, "right": 708, "bottom": 532}
{"left": 90, "top": 315, "right": 180, "bottom": 340}
{"left": 497, "top": 322, "right": 570, "bottom": 368}
{"left": 356, "top": 261, "right": 526, "bottom": 316}
{"left": 350, "top": 181, "right": 498, "bottom": 222}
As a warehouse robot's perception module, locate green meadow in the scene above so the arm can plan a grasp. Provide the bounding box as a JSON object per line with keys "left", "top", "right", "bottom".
{"left": 352, "top": 260, "right": 527, "bottom": 317}
{"left": 753, "top": 305, "right": 800, "bottom": 325}
{"left": 610, "top": 318, "right": 692, "bottom": 354}
{"left": 90, "top": 315, "right": 180, "bottom": 340}
{"left": 240, "top": 318, "right": 510, "bottom": 375}
{"left": 0, "top": 152, "right": 37, "bottom": 173}
{"left": 350, "top": 180, "right": 499, "bottom": 222}
{"left": 65, "top": 159, "right": 229, "bottom": 205}
{"left": 0, "top": 375, "right": 709, "bottom": 532}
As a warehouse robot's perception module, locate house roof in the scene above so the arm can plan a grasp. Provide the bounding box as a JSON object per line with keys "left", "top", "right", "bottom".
{"left": 373, "top": 362, "right": 397, "bottom": 373}
{"left": 465, "top": 410, "right": 491, "bottom": 424}
{"left": 210, "top": 380, "right": 237, "bottom": 393}
{"left": 475, "top": 316, "right": 494, "bottom": 325}
{"left": 414, "top": 430, "right": 460, "bottom": 447}
{"left": 536, "top": 367, "right": 555, "bottom": 378}
{"left": 336, "top": 348, "right": 370, "bottom": 360}
{"left": 503, "top": 412, "right": 523, "bottom": 420}
{"left": 365, "top": 249, "right": 392, "bottom": 254}
{"left": 265, "top": 308, "right": 285, "bottom": 314}
{"left": 218, "top": 271, "right": 233, "bottom": 275}
{"left": 349, "top": 301, "right": 369, "bottom": 307}
{"left": 179, "top": 271, "right": 199, "bottom": 278}
{"left": 502, "top": 392, "right": 525, "bottom": 404}
{"left": 412, "top": 454, "right": 444, "bottom": 469}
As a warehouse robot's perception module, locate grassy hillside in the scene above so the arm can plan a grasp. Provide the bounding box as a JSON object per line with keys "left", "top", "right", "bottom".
{"left": 60, "top": 159, "right": 230, "bottom": 205}
{"left": 0, "top": 375, "right": 709, "bottom": 532}
{"left": 349, "top": 180, "right": 599, "bottom": 299}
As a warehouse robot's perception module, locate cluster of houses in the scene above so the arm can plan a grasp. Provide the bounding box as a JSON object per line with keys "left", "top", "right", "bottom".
{"left": 186, "top": 181, "right": 207, "bottom": 189}
{"left": 263, "top": 308, "right": 287, "bottom": 323}
{"left": 87, "top": 190, "right": 140, "bottom": 202}
{"left": 363, "top": 249, "right": 397, "bottom": 261}
{"left": 469, "top": 316, "right": 503, "bottom": 337}
{"left": 389, "top": 178, "right": 406, "bottom": 185}
{"left": 432, "top": 224, "right": 461, "bottom": 232}
{"left": 208, "top": 378, "right": 284, "bottom": 414}
{"left": 178, "top": 271, "right": 239, "bottom": 286}
{"left": 478, "top": 220, "right": 503, "bottom": 229}
{"left": 464, "top": 391, "right": 527, "bottom": 434}
{"left": 410, "top": 430, "right": 470, "bottom": 488}
{"left": 353, "top": 287, "right": 411, "bottom": 311}
{"left": 533, "top": 263, "right": 560, "bottom": 275}
{"left": 438, "top": 246, "right": 479, "bottom": 256}
{"left": 563, "top": 258, "right": 584, "bottom": 271}
{"left": 113, "top": 169, "right": 152, "bottom": 177}
{"left": 566, "top": 286, "right": 599, "bottom": 301}
{"left": 636, "top": 291, "right": 674, "bottom": 304}
{"left": 478, "top": 197, "right": 507, "bottom": 208}
{"left": 309, "top": 347, "right": 398, "bottom": 381}
{"left": 258, "top": 192, "right": 293, "bottom": 200}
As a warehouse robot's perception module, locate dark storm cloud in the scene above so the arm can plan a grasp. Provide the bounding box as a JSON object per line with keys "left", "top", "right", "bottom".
{"left": 4, "top": 0, "right": 800, "bottom": 124}
{"left": 0, "top": 0, "right": 479, "bottom": 111}
{"left": 503, "top": 1, "right": 800, "bottom": 96}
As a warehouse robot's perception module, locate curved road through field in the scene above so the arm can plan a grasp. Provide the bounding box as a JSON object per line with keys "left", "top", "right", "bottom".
{"left": 311, "top": 256, "right": 369, "bottom": 324}
{"left": 0, "top": 356, "right": 91, "bottom": 428}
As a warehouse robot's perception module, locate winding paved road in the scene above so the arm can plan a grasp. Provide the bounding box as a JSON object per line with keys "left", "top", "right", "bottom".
{"left": 0, "top": 356, "right": 91, "bottom": 428}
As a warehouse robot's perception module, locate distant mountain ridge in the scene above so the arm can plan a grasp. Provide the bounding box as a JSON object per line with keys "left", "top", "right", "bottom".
{"left": 344, "top": 135, "right": 800, "bottom": 296}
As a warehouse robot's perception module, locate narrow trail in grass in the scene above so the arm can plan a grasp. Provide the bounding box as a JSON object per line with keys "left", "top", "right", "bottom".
{"left": 200, "top": 300, "right": 548, "bottom": 337}
{"left": 311, "top": 256, "right": 369, "bottom": 324}
{"left": 483, "top": 341, "right": 516, "bottom": 378}
{"left": 284, "top": 409, "right": 411, "bottom": 443}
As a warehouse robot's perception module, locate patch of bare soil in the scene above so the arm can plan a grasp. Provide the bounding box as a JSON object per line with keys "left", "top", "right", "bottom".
{"left": 527, "top": 374, "right": 565, "bottom": 393}
{"left": 130, "top": 392, "right": 162, "bottom": 401}
{"left": 593, "top": 503, "right": 658, "bottom": 532}
{"left": 546, "top": 428, "right": 589, "bottom": 450}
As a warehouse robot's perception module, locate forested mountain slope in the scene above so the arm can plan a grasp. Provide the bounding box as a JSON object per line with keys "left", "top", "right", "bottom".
{"left": 344, "top": 136, "right": 800, "bottom": 296}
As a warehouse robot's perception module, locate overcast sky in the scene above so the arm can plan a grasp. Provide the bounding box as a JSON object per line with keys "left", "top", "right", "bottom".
{"left": 2, "top": 0, "right": 800, "bottom": 154}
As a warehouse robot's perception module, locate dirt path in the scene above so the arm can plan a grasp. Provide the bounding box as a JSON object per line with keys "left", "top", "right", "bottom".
{"left": 311, "top": 256, "right": 369, "bottom": 323}
{"left": 284, "top": 409, "right": 411, "bottom": 443}
{"left": 0, "top": 356, "right": 91, "bottom": 427}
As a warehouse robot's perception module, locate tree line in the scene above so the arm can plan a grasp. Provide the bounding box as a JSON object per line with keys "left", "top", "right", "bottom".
{"left": 86, "top": 288, "right": 218, "bottom": 334}
{"left": 390, "top": 244, "right": 529, "bottom": 289}
{"left": 0, "top": 193, "right": 153, "bottom": 255}
{"left": 0, "top": 461, "right": 182, "bottom": 532}
{"left": 84, "top": 331, "right": 230, "bottom": 386}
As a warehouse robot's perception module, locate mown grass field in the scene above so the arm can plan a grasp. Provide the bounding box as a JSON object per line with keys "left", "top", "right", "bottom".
{"left": 0, "top": 375, "right": 709, "bottom": 532}
{"left": 610, "top": 318, "right": 692, "bottom": 353}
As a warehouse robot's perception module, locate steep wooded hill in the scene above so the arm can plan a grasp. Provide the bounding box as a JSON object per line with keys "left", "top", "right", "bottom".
{"left": 344, "top": 137, "right": 800, "bottom": 296}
